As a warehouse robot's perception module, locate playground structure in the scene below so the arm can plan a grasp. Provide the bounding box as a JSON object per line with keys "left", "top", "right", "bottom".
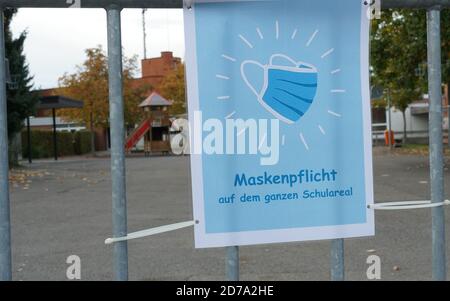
{"left": 125, "top": 92, "right": 172, "bottom": 155}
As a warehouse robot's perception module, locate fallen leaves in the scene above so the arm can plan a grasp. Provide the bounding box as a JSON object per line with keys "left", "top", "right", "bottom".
{"left": 9, "top": 169, "right": 52, "bottom": 191}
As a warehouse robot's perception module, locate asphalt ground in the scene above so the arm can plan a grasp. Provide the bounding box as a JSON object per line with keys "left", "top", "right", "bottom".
{"left": 8, "top": 148, "right": 450, "bottom": 280}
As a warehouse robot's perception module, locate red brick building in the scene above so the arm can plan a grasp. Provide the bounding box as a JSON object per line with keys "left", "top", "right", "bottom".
{"left": 132, "top": 51, "right": 181, "bottom": 91}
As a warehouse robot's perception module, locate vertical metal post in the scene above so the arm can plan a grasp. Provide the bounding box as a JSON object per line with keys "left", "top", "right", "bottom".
{"left": 0, "top": 9, "right": 12, "bottom": 281}
{"left": 226, "top": 246, "right": 239, "bottom": 281}
{"left": 331, "top": 239, "right": 344, "bottom": 281}
{"left": 106, "top": 5, "right": 128, "bottom": 281}
{"left": 52, "top": 108, "right": 57, "bottom": 161}
{"left": 427, "top": 6, "right": 446, "bottom": 281}
{"left": 27, "top": 116, "right": 32, "bottom": 163}
{"left": 387, "top": 89, "right": 393, "bottom": 149}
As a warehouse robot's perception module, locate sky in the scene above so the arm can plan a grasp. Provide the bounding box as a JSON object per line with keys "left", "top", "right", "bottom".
{"left": 11, "top": 8, "right": 185, "bottom": 89}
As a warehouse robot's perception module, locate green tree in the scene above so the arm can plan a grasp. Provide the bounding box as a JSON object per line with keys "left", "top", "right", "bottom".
{"left": 158, "top": 63, "right": 186, "bottom": 116}
{"left": 371, "top": 9, "right": 450, "bottom": 144}
{"left": 4, "top": 9, "right": 37, "bottom": 165}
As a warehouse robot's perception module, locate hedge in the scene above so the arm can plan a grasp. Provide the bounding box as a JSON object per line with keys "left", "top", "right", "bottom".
{"left": 21, "top": 130, "right": 92, "bottom": 159}
{"left": 74, "top": 131, "right": 93, "bottom": 155}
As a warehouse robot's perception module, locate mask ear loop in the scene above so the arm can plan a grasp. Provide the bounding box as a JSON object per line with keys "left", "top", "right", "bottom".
{"left": 270, "top": 54, "right": 317, "bottom": 72}
{"left": 270, "top": 54, "right": 297, "bottom": 67}
{"left": 184, "top": 0, "right": 194, "bottom": 9}
{"left": 241, "top": 60, "right": 266, "bottom": 98}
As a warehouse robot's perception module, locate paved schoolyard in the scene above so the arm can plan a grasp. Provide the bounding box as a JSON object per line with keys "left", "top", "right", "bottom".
{"left": 8, "top": 149, "right": 450, "bottom": 281}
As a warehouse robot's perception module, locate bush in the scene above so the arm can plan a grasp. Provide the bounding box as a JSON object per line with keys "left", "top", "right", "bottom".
{"left": 74, "top": 131, "right": 93, "bottom": 155}
{"left": 21, "top": 130, "right": 92, "bottom": 159}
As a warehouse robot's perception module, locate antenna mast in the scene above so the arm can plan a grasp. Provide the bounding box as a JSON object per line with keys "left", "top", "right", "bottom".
{"left": 142, "top": 9, "right": 148, "bottom": 59}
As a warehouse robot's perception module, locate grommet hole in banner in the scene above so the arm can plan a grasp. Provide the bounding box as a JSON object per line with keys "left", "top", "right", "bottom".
{"left": 363, "top": 0, "right": 377, "bottom": 6}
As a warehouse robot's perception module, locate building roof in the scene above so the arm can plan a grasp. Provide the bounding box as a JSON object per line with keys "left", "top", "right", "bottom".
{"left": 37, "top": 95, "right": 84, "bottom": 109}
{"left": 139, "top": 92, "right": 172, "bottom": 107}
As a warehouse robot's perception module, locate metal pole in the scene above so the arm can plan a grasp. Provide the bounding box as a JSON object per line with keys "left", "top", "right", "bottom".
{"left": 226, "top": 246, "right": 239, "bottom": 281}
{"left": 426, "top": 6, "right": 446, "bottom": 281}
{"left": 142, "top": 9, "right": 147, "bottom": 59}
{"left": 447, "top": 87, "right": 450, "bottom": 148}
{"left": 387, "top": 89, "right": 393, "bottom": 149}
{"left": 106, "top": 5, "right": 128, "bottom": 281}
{"left": 331, "top": 239, "right": 344, "bottom": 281}
{"left": 0, "top": 9, "right": 12, "bottom": 281}
{"left": 27, "top": 116, "right": 32, "bottom": 163}
{"left": 52, "top": 108, "right": 57, "bottom": 161}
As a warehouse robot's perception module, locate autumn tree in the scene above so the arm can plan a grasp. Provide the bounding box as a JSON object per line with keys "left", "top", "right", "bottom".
{"left": 158, "top": 63, "right": 186, "bottom": 115}
{"left": 58, "top": 46, "right": 149, "bottom": 154}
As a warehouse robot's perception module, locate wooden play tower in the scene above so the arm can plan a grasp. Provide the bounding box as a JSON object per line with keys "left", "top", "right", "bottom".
{"left": 125, "top": 92, "right": 172, "bottom": 155}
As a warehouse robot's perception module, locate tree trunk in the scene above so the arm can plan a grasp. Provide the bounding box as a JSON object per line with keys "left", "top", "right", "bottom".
{"left": 401, "top": 109, "right": 407, "bottom": 145}
{"left": 90, "top": 112, "right": 96, "bottom": 156}
{"left": 8, "top": 132, "right": 22, "bottom": 167}
{"left": 8, "top": 142, "right": 17, "bottom": 168}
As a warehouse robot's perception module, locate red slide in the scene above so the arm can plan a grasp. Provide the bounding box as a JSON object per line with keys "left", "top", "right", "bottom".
{"left": 125, "top": 119, "right": 151, "bottom": 152}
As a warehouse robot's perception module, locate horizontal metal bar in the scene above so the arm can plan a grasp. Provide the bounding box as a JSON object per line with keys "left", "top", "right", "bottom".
{"left": 0, "top": 0, "right": 449, "bottom": 9}
{"left": 381, "top": 0, "right": 449, "bottom": 8}
{"left": 0, "top": 0, "right": 183, "bottom": 8}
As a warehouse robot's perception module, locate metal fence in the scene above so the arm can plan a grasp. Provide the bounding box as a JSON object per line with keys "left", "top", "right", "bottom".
{"left": 0, "top": 0, "right": 448, "bottom": 281}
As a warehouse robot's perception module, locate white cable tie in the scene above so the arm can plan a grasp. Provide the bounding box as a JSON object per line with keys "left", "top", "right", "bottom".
{"left": 368, "top": 200, "right": 450, "bottom": 211}
{"left": 105, "top": 221, "right": 195, "bottom": 245}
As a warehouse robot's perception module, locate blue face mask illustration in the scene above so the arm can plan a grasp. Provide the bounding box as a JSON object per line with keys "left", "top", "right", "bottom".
{"left": 241, "top": 54, "right": 318, "bottom": 124}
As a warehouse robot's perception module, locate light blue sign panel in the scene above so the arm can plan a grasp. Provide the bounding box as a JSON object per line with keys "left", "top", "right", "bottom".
{"left": 184, "top": 0, "right": 374, "bottom": 248}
